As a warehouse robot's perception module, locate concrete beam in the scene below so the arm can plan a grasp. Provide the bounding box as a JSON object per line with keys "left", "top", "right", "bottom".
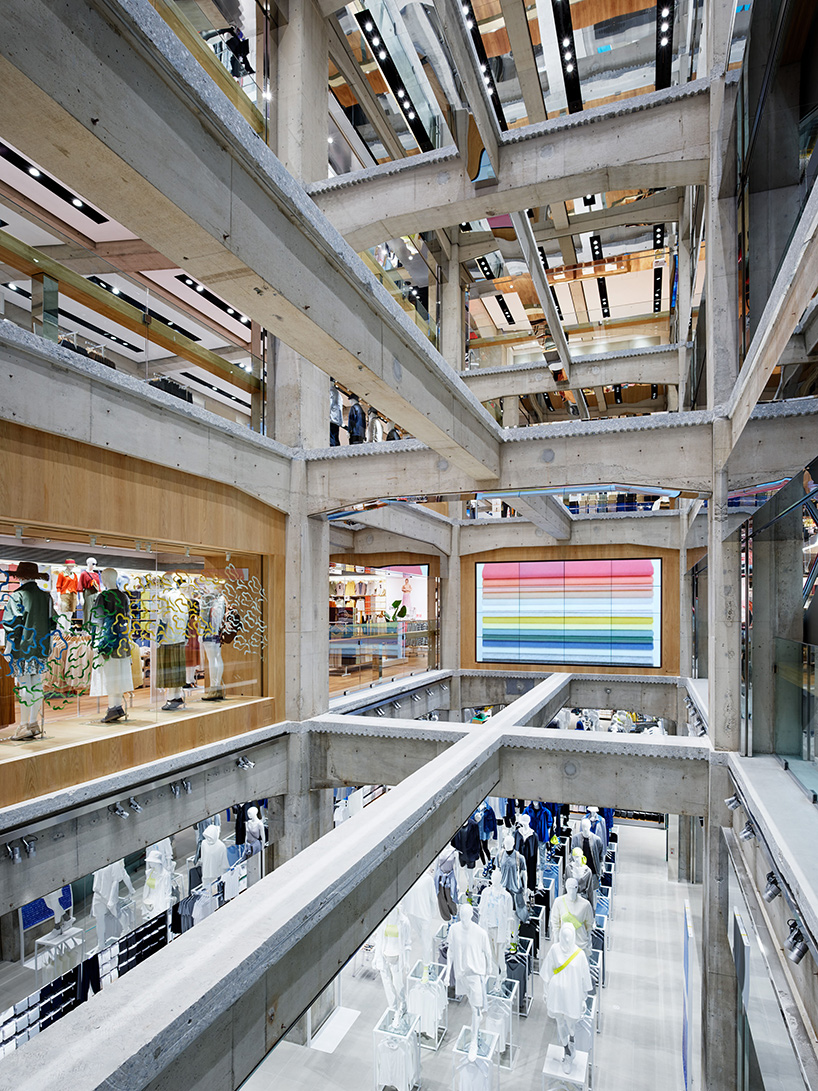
{"left": 305, "top": 399, "right": 818, "bottom": 510}
{"left": 433, "top": 0, "right": 502, "bottom": 173}
{"left": 507, "top": 493, "right": 572, "bottom": 539}
{"left": 568, "top": 676, "right": 681, "bottom": 721}
{"left": 0, "top": 0, "right": 500, "bottom": 480}
{"left": 724, "top": 179, "right": 818, "bottom": 461}
{"left": 457, "top": 190, "right": 683, "bottom": 263}
{"left": 308, "top": 82, "right": 711, "bottom": 251}
{"left": 338, "top": 501, "right": 454, "bottom": 555}
{"left": 458, "top": 511, "right": 691, "bottom": 552}
{"left": 36, "top": 240, "right": 178, "bottom": 274}
{"left": 462, "top": 344, "right": 687, "bottom": 401}
{"left": 499, "top": 0, "right": 546, "bottom": 124}
{"left": 0, "top": 732, "right": 289, "bottom": 914}
{"left": 510, "top": 209, "right": 572, "bottom": 372}
{"left": 0, "top": 325, "right": 295, "bottom": 513}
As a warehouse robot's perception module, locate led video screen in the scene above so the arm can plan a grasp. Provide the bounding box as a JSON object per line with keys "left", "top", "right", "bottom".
{"left": 475, "top": 559, "right": 662, "bottom": 667}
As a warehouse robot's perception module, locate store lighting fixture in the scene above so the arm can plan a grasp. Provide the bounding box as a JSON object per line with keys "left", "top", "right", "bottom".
{"left": 613, "top": 384, "right": 623, "bottom": 404}
{"left": 109, "top": 803, "right": 130, "bottom": 819}
{"left": 456, "top": 0, "right": 508, "bottom": 129}
{"left": 725, "top": 794, "right": 741, "bottom": 810}
{"left": 170, "top": 782, "right": 181, "bottom": 798}
{"left": 653, "top": 224, "right": 665, "bottom": 249}
{"left": 411, "top": 693, "right": 421, "bottom": 703}
{"left": 550, "top": 284, "right": 564, "bottom": 320}
{"left": 651, "top": 384, "right": 659, "bottom": 400}
{"left": 355, "top": 11, "right": 434, "bottom": 150}
{"left": 236, "top": 756, "right": 255, "bottom": 770}
{"left": 543, "top": 393, "right": 555, "bottom": 412}
{"left": 89, "top": 277, "right": 201, "bottom": 342}
{"left": 375, "top": 707, "right": 386, "bottom": 717}
{"left": 597, "top": 277, "right": 610, "bottom": 318}
{"left": 21, "top": 837, "right": 36, "bottom": 858}
{"left": 0, "top": 142, "right": 107, "bottom": 223}
{"left": 182, "top": 779, "right": 192, "bottom": 794}
{"left": 128, "top": 797, "right": 143, "bottom": 813}
{"left": 495, "top": 294, "right": 515, "bottom": 325}
{"left": 788, "top": 934, "right": 809, "bottom": 964}
{"left": 174, "top": 273, "right": 250, "bottom": 326}
{"left": 653, "top": 267, "right": 663, "bottom": 312}
{"left": 5, "top": 844, "right": 21, "bottom": 864}
{"left": 655, "top": 0, "right": 675, "bottom": 89}
{"left": 762, "top": 872, "right": 781, "bottom": 902}
{"left": 583, "top": 194, "right": 595, "bottom": 206}
{"left": 739, "top": 820, "right": 755, "bottom": 841}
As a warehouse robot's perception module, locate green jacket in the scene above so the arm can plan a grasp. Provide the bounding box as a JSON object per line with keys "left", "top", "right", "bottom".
{"left": 3, "top": 582, "right": 57, "bottom": 662}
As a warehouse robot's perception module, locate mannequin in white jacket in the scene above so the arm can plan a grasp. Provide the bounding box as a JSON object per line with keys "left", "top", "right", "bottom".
{"left": 448, "top": 904, "right": 494, "bottom": 1046}
{"left": 542, "top": 923, "right": 592, "bottom": 1071}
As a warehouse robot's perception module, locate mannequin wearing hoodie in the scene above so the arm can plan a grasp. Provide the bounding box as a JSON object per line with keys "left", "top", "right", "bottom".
{"left": 347, "top": 395, "right": 365, "bottom": 444}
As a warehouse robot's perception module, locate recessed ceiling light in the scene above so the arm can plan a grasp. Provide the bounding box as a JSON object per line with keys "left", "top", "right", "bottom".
{"left": 227, "top": 308, "right": 234, "bottom": 315}
{"left": 566, "top": 63, "right": 574, "bottom": 72}
{"left": 262, "top": 90, "right": 272, "bottom": 101}
{"left": 372, "top": 35, "right": 380, "bottom": 45}
{"left": 562, "top": 37, "right": 570, "bottom": 47}
{"left": 466, "top": 18, "right": 474, "bottom": 28}
{"left": 112, "top": 287, "right": 120, "bottom": 295}
{"left": 365, "top": 21, "right": 373, "bottom": 31}
{"left": 661, "top": 21, "right": 669, "bottom": 30}
{"left": 72, "top": 198, "right": 83, "bottom": 208}
{"left": 328, "top": 136, "right": 334, "bottom": 143}
{"left": 661, "top": 6, "right": 669, "bottom": 15}
{"left": 564, "top": 51, "right": 572, "bottom": 61}
{"left": 660, "top": 36, "right": 668, "bottom": 45}
{"left": 379, "top": 50, "right": 386, "bottom": 59}
{"left": 28, "top": 167, "right": 40, "bottom": 177}
{"left": 408, "top": 110, "right": 416, "bottom": 118}
{"left": 196, "top": 284, "right": 204, "bottom": 292}
{"left": 185, "top": 279, "right": 194, "bottom": 286}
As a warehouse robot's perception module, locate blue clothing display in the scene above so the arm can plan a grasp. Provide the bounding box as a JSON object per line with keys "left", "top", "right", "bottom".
{"left": 524, "top": 802, "right": 552, "bottom": 842}
{"left": 476, "top": 805, "right": 497, "bottom": 840}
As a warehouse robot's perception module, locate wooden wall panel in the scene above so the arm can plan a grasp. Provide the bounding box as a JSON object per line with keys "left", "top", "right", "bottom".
{"left": 461, "top": 544, "right": 679, "bottom": 675}
{"left": 0, "top": 421, "right": 286, "bottom": 556}
{"left": 0, "top": 698, "right": 278, "bottom": 808}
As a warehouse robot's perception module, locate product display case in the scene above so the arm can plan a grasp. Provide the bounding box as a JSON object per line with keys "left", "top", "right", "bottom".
{"left": 485, "top": 975, "right": 518, "bottom": 1070}
{"left": 452, "top": 1027, "right": 499, "bottom": 1091}
{"left": 374, "top": 1008, "right": 421, "bottom": 1091}
{"left": 406, "top": 960, "right": 447, "bottom": 1050}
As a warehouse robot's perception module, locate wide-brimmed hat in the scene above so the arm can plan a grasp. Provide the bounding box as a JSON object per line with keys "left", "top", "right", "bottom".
{"left": 15, "top": 561, "right": 49, "bottom": 582}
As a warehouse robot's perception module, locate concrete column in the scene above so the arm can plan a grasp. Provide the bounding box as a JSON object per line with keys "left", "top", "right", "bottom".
{"left": 701, "top": 766, "right": 738, "bottom": 1091}
{"left": 272, "top": 0, "right": 330, "bottom": 449}
{"left": 278, "top": 730, "right": 332, "bottom": 865}
{"left": 30, "top": 273, "right": 59, "bottom": 342}
{"left": 441, "top": 523, "right": 462, "bottom": 718}
{"left": 285, "top": 461, "right": 329, "bottom": 722}
{"left": 707, "top": 458, "right": 741, "bottom": 752}
{"left": 441, "top": 243, "right": 464, "bottom": 371}
{"left": 502, "top": 395, "right": 521, "bottom": 428}
{"left": 678, "top": 504, "right": 695, "bottom": 727}
{"left": 749, "top": 503, "right": 804, "bottom": 753}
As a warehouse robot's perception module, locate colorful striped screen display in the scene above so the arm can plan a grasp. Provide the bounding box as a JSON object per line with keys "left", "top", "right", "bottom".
{"left": 476, "top": 559, "right": 662, "bottom": 666}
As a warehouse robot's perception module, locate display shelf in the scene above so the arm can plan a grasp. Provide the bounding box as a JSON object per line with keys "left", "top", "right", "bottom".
{"left": 539, "top": 876, "right": 556, "bottom": 938}
{"left": 34, "top": 926, "right": 84, "bottom": 988}
{"left": 504, "top": 938, "right": 533, "bottom": 1017}
{"left": 528, "top": 904, "right": 545, "bottom": 970}
{"left": 574, "top": 993, "right": 598, "bottom": 1069}
{"left": 452, "top": 1026, "right": 500, "bottom": 1091}
{"left": 406, "top": 961, "right": 447, "bottom": 1051}
{"left": 486, "top": 975, "right": 519, "bottom": 1071}
{"left": 588, "top": 948, "right": 603, "bottom": 996}
{"left": 590, "top": 928, "right": 606, "bottom": 987}
{"left": 542, "top": 861, "right": 560, "bottom": 901}
{"left": 541, "top": 1044, "right": 590, "bottom": 1091}
{"left": 374, "top": 1008, "right": 421, "bottom": 1091}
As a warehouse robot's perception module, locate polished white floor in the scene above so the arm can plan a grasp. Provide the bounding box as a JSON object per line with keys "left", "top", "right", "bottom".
{"left": 241, "top": 824, "right": 701, "bottom": 1091}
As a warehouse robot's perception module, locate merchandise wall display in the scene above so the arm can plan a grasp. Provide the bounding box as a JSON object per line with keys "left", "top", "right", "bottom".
{"left": 0, "top": 549, "right": 266, "bottom": 736}
{"left": 475, "top": 559, "right": 663, "bottom": 666}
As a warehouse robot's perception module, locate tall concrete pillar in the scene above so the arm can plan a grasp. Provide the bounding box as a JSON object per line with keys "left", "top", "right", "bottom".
{"left": 707, "top": 458, "right": 741, "bottom": 752}
{"left": 678, "top": 504, "right": 694, "bottom": 726}
{"left": 502, "top": 395, "right": 521, "bottom": 428}
{"left": 749, "top": 503, "right": 804, "bottom": 753}
{"left": 278, "top": 730, "right": 332, "bottom": 865}
{"left": 441, "top": 523, "right": 462, "bottom": 718}
{"left": 272, "top": 0, "right": 330, "bottom": 449}
{"left": 701, "top": 765, "right": 738, "bottom": 1091}
{"left": 441, "top": 244, "right": 465, "bottom": 372}
{"left": 285, "top": 460, "right": 330, "bottom": 722}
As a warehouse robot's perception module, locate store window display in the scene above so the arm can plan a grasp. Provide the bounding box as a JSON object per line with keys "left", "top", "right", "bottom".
{"left": 2, "top": 561, "right": 60, "bottom": 739}
{"left": 541, "top": 923, "right": 593, "bottom": 1072}
{"left": 79, "top": 557, "right": 102, "bottom": 626}
{"left": 91, "top": 568, "right": 133, "bottom": 724}
{"left": 55, "top": 559, "right": 79, "bottom": 616}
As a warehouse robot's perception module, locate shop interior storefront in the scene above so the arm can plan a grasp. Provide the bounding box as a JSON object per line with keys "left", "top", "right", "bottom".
{"left": 0, "top": 535, "right": 267, "bottom": 749}
{"left": 0, "top": 799, "right": 273, "bottom": 1048}
{"left": 329, "top": 562, "right": 438, "bottom": 696}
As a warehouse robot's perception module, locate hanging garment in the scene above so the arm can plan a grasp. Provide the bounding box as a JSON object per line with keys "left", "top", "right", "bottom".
{"left": 376, "top": 1035, "right": 416, "bottom": 1091}
{"left": 347, "top": 401, "right": 366, "bottom": 443}
{"left": 504, "top": 949, "right": 528, "bottom": 1007}
{"left": 542, "top": 942, "right": 592, "bottom": 1021}
{"left": 452, "top": 818, "right": 481, "bottom": 867}
{"left": 456, "top": 1055, "right": 491, "bottom": 1091}
{"left": 2, "top": 582, "right": 57, "bottom": 674}
{"left": 477, "top": 804, "right": 498, "bottom": 841}
{"left": 524, "top": 802, "right": 552, "bottom": 842}
{"left": 514, "top": 830, "right": 539, "bottom": 889}
{"left": 551, "top": 893, "right": 595, "bottom": 951}
{"left": 498, "top": 849, "right": 528, "bottom": 922}
{"left": 433, "top": 848, "right": 459, "bottom": 921}
{"left": 477, "top": 884, "right": 513, "bottom": 948}
{"left": 92, "top": 589, "right": 131, "bottom": 659}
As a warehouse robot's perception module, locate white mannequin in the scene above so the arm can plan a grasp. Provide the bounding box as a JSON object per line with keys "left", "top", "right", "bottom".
{"left": 447, "top": 903, "right": 493, "bottom": 1047}
{"left": 95, "top": 567, "right": 132, "bottom": 721}
{"left": 156, "top": 585, "right": 187, "bottom": 710}
{"left": 567, "top": 846, "right": 595, "bottom": 908}
{"left": 498, "top": 832, "right": 528, "bottom": 927}
{"left": 181, "top": 584, "right": 199, "bottom": 687}
{"left": 200, "top": 824, "right": 228, "bottom": 882}
{"left": 56, "top": 559, "right": 79, "bottom": 615}
{"left": 551, "top": 877, "right": 594, "bottom": 951}
{"left": 246, "top": 806, "right": 265, "bottom": 856}
{"left": 572, "top": 818, "right": 603, "bottom": 894}
{"left": 402, "top": 864, "right": 439, "bottom": 964}
{"left": 517, "top": 814, "right": 534, "bottom": 840}
{"left": 200, "top": 583, "right": 226, "bottom": 701}
{"left": 478, "top": 869, "right": 514, "bottom": 973}
{"left": 92, "top": 859, "right": 135, "bottom": 946}
{"left": 542, "top": 923, "right": 592, "bottom": 1071}
{"left": 142, "top": 849, "right": 174, "bottom": 917}
{"left": 587, "top": 806, "right": 608, "bottom": 850}
{"left": 373, "top": 904, "right": 412, "bottom": 1025}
